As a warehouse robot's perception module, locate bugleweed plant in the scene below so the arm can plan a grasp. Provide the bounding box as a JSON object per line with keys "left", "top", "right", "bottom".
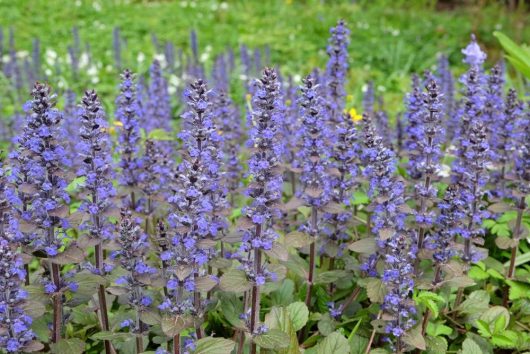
{"left": 0, "top": 18, "right": 530, "bottom": 354}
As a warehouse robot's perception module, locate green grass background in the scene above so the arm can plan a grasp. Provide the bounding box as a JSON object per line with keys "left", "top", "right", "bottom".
{"left": 0, "top": 0, "right": 528, "bottom": 112}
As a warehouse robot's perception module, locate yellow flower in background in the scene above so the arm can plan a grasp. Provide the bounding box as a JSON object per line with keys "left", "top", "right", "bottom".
{"left": 349, "top": 107, "right": 362, "bottom": 122}
{"left": 114, "top": 121, "right": 123, "bottom": 127}
{"left": 245, "top": 93, "right": 252, "bottom": 102}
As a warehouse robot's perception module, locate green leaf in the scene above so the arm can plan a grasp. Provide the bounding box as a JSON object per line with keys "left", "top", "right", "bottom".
{"left": 286, "top": 302, "right": 309, "bottom": 331}
{"left": 317, "top": 313, "right": 336, "bottom": 336}
{"left": 148, "top": 128, "right": 175, "bottom": 141}
{"left": 417, "top": 291, "right": 445, "bottom": 303}
{"left": 457, "top": 290, "right": 490, "bottom": 315}
{"left": 475, "top": 319, "right": 491, "bottom": 337}
{"left": 316, "top": 331, "right": 349, "bottom": 354}
{"left": 66, "top": 176, "right": 86, "bottom": 193}
{"left": 491, "top": 334, "right": 517, "bottom": 349}
{"left": 425, "top": 336, "right": 447, "bottom": 354}
{"left": 478, "top": 306, "right": 509, "bottom": 334}
{"left": 426, "top": 322, "right": 453, "bottom": 337}
{"left": 349, "top": 335, "right": 369, "bottom": 354}
{"left": 443, "top": 275, "right": 475, "bottom": 288}
{"left": 366, "top": 278, "right": 386, "bottom": 303}
{"left": 506, "top": 280, "right": 530, "bottom": 300}
{"left": 253, "top": 329, "right": 290, "bottom": 349}
{"left": 424, "top": 299, "right": 439, "bottom": 319}
{"left": 161, "top": 315, "right": 193, "bottom": 337}
{"left": 219, "top": 269, "right": 251, "bottom": 293}
{"left": 194, "top": 337, "right": 235, "bottom": 354}
{"left": 49, "top": 338, "right": 85, "bottom": 354}
{"left": 494, "top": 31, "right": 530, "bottom": 79}
{"left": 461, "top": 338, "right": 483, "bottom": 354}
{"left": 348, "top": 237, "right": 377, "bottom": 254}
{"left": 315, "top": 270, "right": 349, "bottom": 284}
{"left": 469, "top": 266, "right": 489, "bottom": 280}
{"left": 91, "top": 331, "right": 132, "bottom": 342}
{"left": 263, "top": 306, "right": 300, "bottom": 354}
{"left": 352, "top": 190, "right": 369, "bottom": 205}
{"left": 402, "top": 325, "right": 426, "bottom": 351}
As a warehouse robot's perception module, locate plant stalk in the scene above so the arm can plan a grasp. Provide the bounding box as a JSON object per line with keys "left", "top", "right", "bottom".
{"left": 250, "top": 224, "right": 262, "bottom": 354}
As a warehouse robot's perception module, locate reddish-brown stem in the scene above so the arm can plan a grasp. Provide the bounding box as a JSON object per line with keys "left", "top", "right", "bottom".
{"left": 250, "top": 225, "right": 262, "bottom": 354}
{"left": 364, "top": 311, "right": 382, "bottom": 354}
{"left": 51, "top": 262, "right": 62, "bottom": 343}
{"left": 173, "top": 334, "right": 180, "bottom": 354}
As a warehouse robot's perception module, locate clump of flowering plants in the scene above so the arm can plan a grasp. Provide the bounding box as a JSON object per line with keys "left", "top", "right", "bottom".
{"left": 1, "top": 18, "right": 530, "bottom": 354}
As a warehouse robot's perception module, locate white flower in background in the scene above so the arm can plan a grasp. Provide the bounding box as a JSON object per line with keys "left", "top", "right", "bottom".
{"left": 45, "top": 49, "right": 58, "bottom": 66}
{"left": 44, "top": 68, "right": 53, "bottom": 76}
{"left": 93, "top": 1, "right": 102, "bottom": 12}
{"left": 154, "top": 53, "right": 166, "bottom": 68}
{"left": 169, "top": 74, "right": 181, "bottom": 88}
{"left": 91, "top": 76, "right": 99, "bottom": 84}
{"left": 137, "top": 52, "right": 145, "bottom": 64}
{"left": 361, "top": 84, "right": 368, "bottom": 93}
{"left": 16, "top": 51, "right": 29, "bottom": 59}
{"left": 200, "top": 52, "right": 209, "bottom": 63}
{"left": 220, "top": 2, "right": 228, "bottom": 10}
{"left": 376, "top": 85, "right": 386, "bottom": 92}
{"left": 105, "top": 64, "right": 113, "bottom": 72}
{"left": 293, "top": 74, "right": 301, "bottom": 83}
{"left": 79, "top": 52, "right": 89, "bottom": 68}
{"left": 87, "top": 65, "right": 98, "bottom": 76}
{"left": 180, "top": 1, "right": 188, "bottom": 7}
{"left": 239, "top": 74, "right": 247, "bottom": 81}
{"left": 2, "top": 55, "right": 9, "bottom": 63}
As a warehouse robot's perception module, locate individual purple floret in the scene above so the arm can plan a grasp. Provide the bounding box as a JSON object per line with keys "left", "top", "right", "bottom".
{"left": 462, "top": 34, "right": 487, "bottom": 67}
{"left": 116, "top": 69, "right": 142, "bottom": 209}
{"left": 403, "top": 74, "right": 424, "bottom": 180}
{"left": 0, "top": 236, "right": 37, "bottom": 352}
{"left": 323, "top": 19, "right": 350, "bottom": 129}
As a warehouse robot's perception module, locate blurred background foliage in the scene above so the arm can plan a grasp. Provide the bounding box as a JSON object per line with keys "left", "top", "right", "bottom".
{"left": 0, "top": 0, "right": 528, "bottom": 115}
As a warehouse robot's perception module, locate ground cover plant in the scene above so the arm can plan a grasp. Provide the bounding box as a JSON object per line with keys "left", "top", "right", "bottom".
{"left": 0, "top": 1, "right": 530, "bottom": 353}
